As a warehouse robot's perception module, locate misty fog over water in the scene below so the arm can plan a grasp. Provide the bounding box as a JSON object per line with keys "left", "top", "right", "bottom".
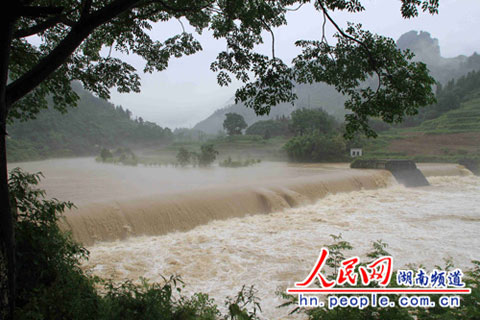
{"left": 13, "top": 158, "right": 355, "bottom": 205}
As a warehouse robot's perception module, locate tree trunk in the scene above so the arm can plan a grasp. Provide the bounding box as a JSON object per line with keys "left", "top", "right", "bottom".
{"left": 0, "top": 126, "right": 14, "bottom": 320}
{"left": 0, "top": 11, "right": 15, "bottom": 320}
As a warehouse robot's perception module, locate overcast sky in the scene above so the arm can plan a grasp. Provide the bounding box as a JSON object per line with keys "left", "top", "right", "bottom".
{"left": 107, "top": 0, "right": 480, "bottom": 129}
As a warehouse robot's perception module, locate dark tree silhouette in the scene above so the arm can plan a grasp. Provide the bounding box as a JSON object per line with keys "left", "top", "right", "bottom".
{"left": 223, "top": 112, "right": 248, "bottom": 135}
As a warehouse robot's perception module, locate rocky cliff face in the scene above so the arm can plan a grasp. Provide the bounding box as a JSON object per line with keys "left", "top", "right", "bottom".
{"left": 397, "top": 30, "right": 442, "bottom": 63}
{"left": 397, "top": 30, "right": 480, "bottom": 83}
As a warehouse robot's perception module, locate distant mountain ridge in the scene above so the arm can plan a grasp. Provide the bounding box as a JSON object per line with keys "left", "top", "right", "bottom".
{"left": 194, "top": 82, "right": 346, "bottom": 134}
{"left": 193, "top": 30, "right": 480, "bottom": 134}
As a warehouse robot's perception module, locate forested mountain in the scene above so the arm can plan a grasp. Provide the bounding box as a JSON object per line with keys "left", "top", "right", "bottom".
{"left": 399, "top": 69, "right": 480, "bottom": 127}
{"left": 194, "top": 31, "right": 480, "bottom": 134}
{"left": 7, "top": 83, "right": 172, "bottom": 162}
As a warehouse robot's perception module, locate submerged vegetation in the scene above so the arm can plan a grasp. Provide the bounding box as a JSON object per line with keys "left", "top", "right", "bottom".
{"left": 97, "top": 147, "right": 139, "bottom": 166}
{"left": 96, "top": 144, "right": 262, "bottom": 168}
{"left": 175, "top": 144, "right": 219, "bottom": 167}
{"left": 219, "top": 157, "right": 261, "bottom": 168}
{"left": 96, "top": 144, "right": 221, "bottom": 168}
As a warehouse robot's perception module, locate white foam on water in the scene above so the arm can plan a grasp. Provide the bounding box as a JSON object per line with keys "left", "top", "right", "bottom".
{"left": 83, "top": 174, "right": 480, "bottom": 319}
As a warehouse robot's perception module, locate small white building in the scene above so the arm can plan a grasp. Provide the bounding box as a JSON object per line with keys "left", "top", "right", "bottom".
{"left": 350, "top": 148, "right": 363, "bottom": 157}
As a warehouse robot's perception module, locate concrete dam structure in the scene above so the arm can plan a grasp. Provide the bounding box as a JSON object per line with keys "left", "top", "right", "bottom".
{"left": 60, "top": 169, "right": 394, "bottom": 245}
{"left": 53, "top": 161, "right": 471, "bottom": 246}
{"left": 351, "top": 159, "right": 430, "bottom": 187}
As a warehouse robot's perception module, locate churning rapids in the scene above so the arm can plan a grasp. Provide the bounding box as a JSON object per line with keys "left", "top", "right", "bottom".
{"left": 12, "top": 158, "right": 480, "bottom": 319}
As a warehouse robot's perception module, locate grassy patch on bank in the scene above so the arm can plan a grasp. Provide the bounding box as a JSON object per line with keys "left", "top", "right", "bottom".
{"left": 362, "top": 94, "right": 480, "bottom": 163}
{"left": 420, "top": 94, "right": 480, "bottom": 133}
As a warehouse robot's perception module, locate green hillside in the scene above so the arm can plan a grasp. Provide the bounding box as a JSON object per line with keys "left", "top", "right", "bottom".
{"left": 7, "top": 84, "right": 172, "bottom": 162}
{"left": 363, "top": 91, "right": 480, "bottom": 162}
{"left": 420, "top": 93, "right": 480, "bottom": 133}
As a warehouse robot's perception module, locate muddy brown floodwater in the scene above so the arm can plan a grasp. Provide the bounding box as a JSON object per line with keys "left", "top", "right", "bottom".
{"left": 12, "top": 158, "right": 479, "bottom": 319}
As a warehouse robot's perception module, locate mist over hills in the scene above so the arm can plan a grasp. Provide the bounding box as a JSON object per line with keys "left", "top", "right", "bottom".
{"left": 397, "top": 31, "right": 480, "bottom": 83}
{"left": 193, "top": 83, "right": 346, "bottom": 135}
{"left": 193, "top": 30, "right": 480, "bottom": 134}
{"left": 7, "top": 31, "right": 480, "bottom": 162}
{"left": 7, "top": 83, "right": 172, "bottom": 162}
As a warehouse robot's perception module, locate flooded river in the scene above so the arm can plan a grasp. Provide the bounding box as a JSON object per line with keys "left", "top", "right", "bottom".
{"left": 11, "top": 158, "right": 479, "bottom": 318}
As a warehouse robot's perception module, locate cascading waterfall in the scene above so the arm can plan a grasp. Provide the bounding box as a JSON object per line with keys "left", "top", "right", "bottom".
{"left": 60, "top": 169, "right": 394, "bottom": 245}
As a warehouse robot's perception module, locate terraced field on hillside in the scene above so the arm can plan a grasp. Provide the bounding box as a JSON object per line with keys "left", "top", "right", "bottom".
{"left": 364, "top": 93, "right": 480, "bottom": 162}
